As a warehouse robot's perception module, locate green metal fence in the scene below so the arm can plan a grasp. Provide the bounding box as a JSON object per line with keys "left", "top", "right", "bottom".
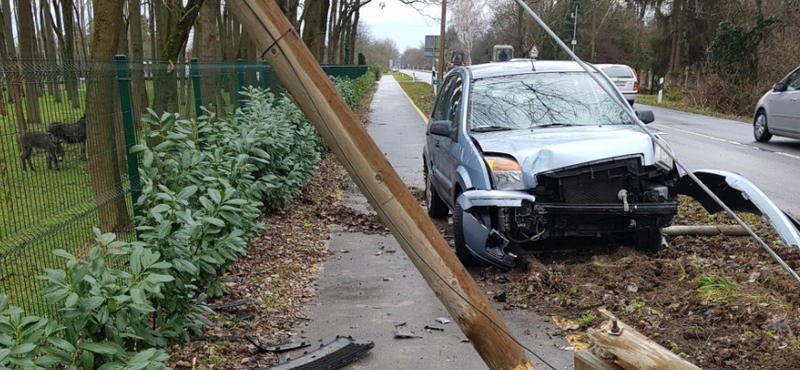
{"left": 0, "top": 56, "right": 367, "bottom": 315}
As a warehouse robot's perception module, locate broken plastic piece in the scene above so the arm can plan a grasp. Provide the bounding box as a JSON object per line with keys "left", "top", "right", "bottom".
{"left": 393, "top": 330, "right": 423, "bottom": 339}
{"left": 424, "top": 325, "right": 444, "bottom": 332}
{"left": 261, "top": 335, "right": 374, "bottom": 370}
{"left": 435, "top": 317, "right": 450, "bottom": 324}
{"left": 265, "top": 340, "right": 311, "bottom": 353}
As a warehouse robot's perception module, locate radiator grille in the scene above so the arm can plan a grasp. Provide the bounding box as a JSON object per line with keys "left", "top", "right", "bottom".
{"left": 559, "top": 170, "right": 628, "bottom": 203}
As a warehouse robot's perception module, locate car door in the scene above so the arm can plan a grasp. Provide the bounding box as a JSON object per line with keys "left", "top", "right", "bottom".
{"left": 770, "top": 67, "right": 800, "bottom": 134}
{"left": 427, "top": 76, "right": 457, "bottom": 200}
{"left": 437, "top": 77, "right": 464, "bottom": 204}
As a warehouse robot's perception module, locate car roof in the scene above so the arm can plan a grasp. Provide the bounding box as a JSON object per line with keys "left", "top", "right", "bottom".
{"left": 592, "top": 63, "right": 633, "bottom": 69}
{"left": 463, "top": 60, "right": 591, "bottom": 80}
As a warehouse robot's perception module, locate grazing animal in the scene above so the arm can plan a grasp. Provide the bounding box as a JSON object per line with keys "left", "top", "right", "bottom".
{"left": 17, "top": 130, "right": 64, "bottom": 171}
{"left": 47, "top": 115, "right": 86, "bottom": 161}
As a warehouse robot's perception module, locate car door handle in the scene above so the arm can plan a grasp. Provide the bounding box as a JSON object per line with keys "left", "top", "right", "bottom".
{"left": 435, "top": 141, "right": 440, "bottom": 148}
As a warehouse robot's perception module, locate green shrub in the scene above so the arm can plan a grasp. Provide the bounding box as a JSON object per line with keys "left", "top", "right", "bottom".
{"left": 368, "top": 63, "right": 381, "bottom": 80}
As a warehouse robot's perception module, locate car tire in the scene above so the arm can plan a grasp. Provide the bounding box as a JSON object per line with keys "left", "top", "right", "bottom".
{"left": 453, "top": 200, "right": 480, "bottom": 267}
{"left": 633, "top": 227, "right": 663, "bottom": 253}
{"left": 424, "top": 164, "right": 449, "bottom": 219}
{"left": 754, "top": 111, "right": 772, "bottom": 142}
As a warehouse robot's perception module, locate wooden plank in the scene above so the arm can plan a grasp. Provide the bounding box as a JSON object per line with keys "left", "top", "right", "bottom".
{"left": 574, "top": 349, "right": 624, "bottom": 370}
{"left": 225, "top": 1, "right": 534, "bottom": 369}
{"left": 587, "top": 309, "right": 702, "bottom": 370}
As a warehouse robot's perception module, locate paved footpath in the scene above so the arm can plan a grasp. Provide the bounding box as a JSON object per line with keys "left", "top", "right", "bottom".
{"left": 300, "top": 76, "right": 574, "bottom": 369}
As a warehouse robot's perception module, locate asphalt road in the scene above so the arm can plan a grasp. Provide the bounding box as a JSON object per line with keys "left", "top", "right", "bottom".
{"left": 643, "top": 104, "right": 800, "bottom": 216}
{"left": 399, "top": 69, "right": 433, "bottom": 85}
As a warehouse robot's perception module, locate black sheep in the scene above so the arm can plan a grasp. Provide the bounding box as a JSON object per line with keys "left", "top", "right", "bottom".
{"left": 17, "top": 130, "right": 64, "bottom": 171}
{"left": 47, "top": 115, "right": 86, "bottom": 161}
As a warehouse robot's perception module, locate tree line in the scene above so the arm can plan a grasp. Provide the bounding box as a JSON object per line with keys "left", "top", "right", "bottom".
{"left": 401, "top": 0, "right": 800, "bottom": 116}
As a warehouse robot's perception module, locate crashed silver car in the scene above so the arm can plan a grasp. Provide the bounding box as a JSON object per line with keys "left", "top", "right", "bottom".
{"left": 423, "top": 60, "right": 800, "bottom": 270}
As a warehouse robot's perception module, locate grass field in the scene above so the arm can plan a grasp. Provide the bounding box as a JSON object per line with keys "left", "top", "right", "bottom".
{"left": 637, "top": 94, "right": 749, "bottom": 122}
{"left": 393, "top": 73, "right": 435, "bottom": 117}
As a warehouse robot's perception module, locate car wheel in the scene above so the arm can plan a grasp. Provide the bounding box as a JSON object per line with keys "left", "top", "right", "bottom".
{"left": 754, "top": 111, "right": 772, "bottom": 142}
{"left": 424, "top": 164, "right": 449, "bottom": 218}
{"left": 633, "top": 227, "right": 663, "bottom": 253}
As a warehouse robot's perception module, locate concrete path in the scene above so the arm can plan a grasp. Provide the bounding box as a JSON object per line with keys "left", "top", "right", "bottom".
{"left": 300, "top": 76, "right": 574, "bottom": 370}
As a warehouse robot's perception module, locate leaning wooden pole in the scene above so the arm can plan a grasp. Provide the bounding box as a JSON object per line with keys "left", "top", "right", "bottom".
{"left": 227, "top": 1, "right": 534, "bottom": 369}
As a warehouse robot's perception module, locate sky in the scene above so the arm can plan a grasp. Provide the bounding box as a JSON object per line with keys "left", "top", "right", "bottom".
{"left": 360, "top": 1, "right": 443, "bottom": 52}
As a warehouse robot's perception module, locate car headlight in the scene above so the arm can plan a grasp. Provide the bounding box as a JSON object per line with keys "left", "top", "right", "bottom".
{"left": 485, "top": 156, "right": 523, "bottom": 190}
{"left": 653, "top": 136, "right": 674, "bottom": 172}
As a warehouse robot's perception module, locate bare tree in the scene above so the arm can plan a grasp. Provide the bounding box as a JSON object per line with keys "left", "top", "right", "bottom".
{"left": 60, "top": 0, "right": 81, "bottom": 108}
{"left": 16, "top": 0, "right": 42, "bottom": 124}
{"left": 129, "top": 0, "right": 148, "bottom": 110}
{"left": 301, "top": 0, "right": 330, "bottom": 62}
{"left": 87, "top": 0, "right": 131, "bottom": 232}
{"left": 450, "top": 0, "right": 485, "bottom": 65}
{"left": 151, "top": 0, "right": 205, "bottom": 114}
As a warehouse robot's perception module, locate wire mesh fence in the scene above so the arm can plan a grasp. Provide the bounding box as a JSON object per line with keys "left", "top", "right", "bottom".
{"left": 0, "top": 55, "right": 367, "bottom": 315}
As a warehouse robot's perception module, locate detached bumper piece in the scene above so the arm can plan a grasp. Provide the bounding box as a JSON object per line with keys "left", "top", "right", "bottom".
{"left": 262, "top": 335, "right": 374, "bottom": 370}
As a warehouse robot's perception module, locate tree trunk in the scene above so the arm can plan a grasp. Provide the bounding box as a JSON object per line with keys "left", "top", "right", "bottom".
{"left": 87, "top": 0, "right": 131, "bottom": 233}
{"left": 1, "top": 0, "right": 24, "bottom": 126}
{"left": 16, "top": 0, "right": 42, "bottom": 124}
{"left": 40, "top": 5, "right": 60, "bottom": 103}
{"left": 61, "top": 0, "right": 80, "bottom": 108}
{"left": 152, "top": 0, "right": 205, "bottom": 115}
{"left": 301, "top": 0, "right": 329, "bottom": 62}
{"left": 194, "top": 0, "right": 221, "bottom": 112}
{"left": 129, "top": 0, "right": 148, "bottom": 110}
{"left": 348, "top": 7, "right": 360, "bottom": 65}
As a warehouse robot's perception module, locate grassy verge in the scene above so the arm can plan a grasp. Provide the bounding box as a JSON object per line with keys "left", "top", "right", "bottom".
{"left": 393, "top": 74, "right": 435, "bottom": 118}
{"left": 637, "top": 94, "right": 750, "bottom": 123}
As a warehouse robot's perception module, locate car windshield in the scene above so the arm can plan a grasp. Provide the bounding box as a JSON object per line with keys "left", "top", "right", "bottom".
{"left": 600, "top": 67, "right": 634, "bottom": 78}
{"left": 469, "top": 72, "right": 630, "bottom": 131}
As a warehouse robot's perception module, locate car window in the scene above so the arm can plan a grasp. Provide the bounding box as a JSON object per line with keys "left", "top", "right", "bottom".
{"left": 469, "top": 72, "right": 630, "bottom": 130}
{"left": 787, "top": 69, "right": 800, "bottom": 91}
{"left": 446, "top": 81, "right": 463, "bottom": 123}
{"left": 601, "top": 67, "right": 634, "bottom": 79}
{"left": 431, "top": 76, "right": 457, "bottom": 121}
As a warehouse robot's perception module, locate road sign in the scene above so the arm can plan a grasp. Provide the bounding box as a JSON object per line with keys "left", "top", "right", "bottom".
{"left": 433, "top": 79, "right": 440, "bottom": 85}
{"left": 425, "top": 35, "right": 440, "bottom": 52}
{"left": 530, "top": 45, "right": 539, "bottom": 59}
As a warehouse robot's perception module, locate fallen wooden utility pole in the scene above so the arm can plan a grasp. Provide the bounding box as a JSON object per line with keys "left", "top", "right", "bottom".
{"left": 226, "top": 1, "right": 534, "bottom": 369}
{"left": 586, "top": 308, "right": 702, "bottom": 370}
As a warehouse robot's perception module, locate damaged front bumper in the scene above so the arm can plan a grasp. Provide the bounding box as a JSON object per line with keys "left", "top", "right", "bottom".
{"left": 676, "top": 169, "right": 800, "bottom": 248}
{"left": 457, "top": 190, "right": 536, "bottom": 271}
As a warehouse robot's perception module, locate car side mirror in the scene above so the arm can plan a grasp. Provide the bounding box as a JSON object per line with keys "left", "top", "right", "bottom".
{"left": 429, "top": 120, "right": 454, "bottom": 136}
{"left": 773, "top": 82, "right": 787, "bottom": 92}
{"left": 635, "top": 110, "right": 655, "bottom": 124}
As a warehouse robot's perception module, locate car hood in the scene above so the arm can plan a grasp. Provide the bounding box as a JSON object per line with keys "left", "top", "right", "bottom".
{"left": 473, "top": 126, "right": 655, "bottom": 187}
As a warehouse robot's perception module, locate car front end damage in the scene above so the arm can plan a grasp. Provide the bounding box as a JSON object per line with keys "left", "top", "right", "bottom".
{"left": 457, "top": 162, "right": 800, "bottom": 271}
{"left": 458, "top": 155, "right": 680, "bottom": 270}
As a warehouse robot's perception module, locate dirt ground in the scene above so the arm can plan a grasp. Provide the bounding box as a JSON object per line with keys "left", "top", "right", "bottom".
{"left": 473, "top": 197, "right": 800, "bottom": 370}
{"left": 167, "top": 85, "right": 800, "bottom": 369}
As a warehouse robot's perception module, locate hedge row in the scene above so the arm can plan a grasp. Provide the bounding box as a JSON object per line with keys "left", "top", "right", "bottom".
{"left": 0, "top": 75, "right": 373, "bottom": 369}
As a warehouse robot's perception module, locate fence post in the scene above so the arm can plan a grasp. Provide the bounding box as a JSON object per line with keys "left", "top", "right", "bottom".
{"left": 236, "top": 59, "right": 245, "bottom": 109}
{"left": 190, "top": 58, "right": 203, "bottom": 118}
{"left": 260, "top": 60, "right": 269, "bottom": 91}
{"left": 114, "top": 55, "right": 142, "bottom": 237}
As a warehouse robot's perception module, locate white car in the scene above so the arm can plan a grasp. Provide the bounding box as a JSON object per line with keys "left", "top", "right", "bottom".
{"left": 594, "top": 64, "right": 639, "bottom": 106}
{"left": 753, "top": 65, "right": 800, "bottom": 142}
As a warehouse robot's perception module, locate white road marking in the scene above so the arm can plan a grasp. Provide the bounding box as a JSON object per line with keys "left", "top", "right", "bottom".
{"left": 652, "top": 124, "right": 800, "bottom": 161}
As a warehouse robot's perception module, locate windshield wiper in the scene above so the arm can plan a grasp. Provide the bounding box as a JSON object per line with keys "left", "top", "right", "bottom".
{"left": 471, "top": 126, "right": 515, "bottom": 132}
{"left": 533, "top": 123, "right": 576, "bottom": 129}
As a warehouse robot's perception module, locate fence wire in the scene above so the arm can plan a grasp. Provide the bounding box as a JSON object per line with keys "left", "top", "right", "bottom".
{"left": 0, "top": 57, "right": 367, "bottom": 315}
